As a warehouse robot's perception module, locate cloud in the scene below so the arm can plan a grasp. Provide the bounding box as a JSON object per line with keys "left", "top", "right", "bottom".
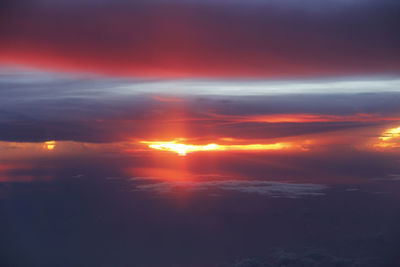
{"left": 1, "top": 67, "right": 400, "bottom": 143}
{"left": 233, "top": 258, "right": 263, "bottom": 267}
{"left": 133, "top": 179, "right": 327, "bottom": 198}
{"left": 227, "top": 248, "right": 388, "bottom": 267}
{"left": 0, "top": 0, "right": 399, "bottom": 77}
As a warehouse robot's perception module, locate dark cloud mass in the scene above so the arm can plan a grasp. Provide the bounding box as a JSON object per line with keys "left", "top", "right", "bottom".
{"left": 0, "top": 0, "right": 399, "bottom": 77}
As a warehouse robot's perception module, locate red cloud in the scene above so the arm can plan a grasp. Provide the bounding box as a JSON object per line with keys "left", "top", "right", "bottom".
{"left": 1, "top": 2, "right": 399, "bottom": 77}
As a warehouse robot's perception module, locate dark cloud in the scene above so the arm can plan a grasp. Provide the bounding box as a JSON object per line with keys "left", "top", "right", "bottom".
{"left": 1, "top": 165, "right": 400, "bottom": 266}
{"left": 1, "top": 121, "right": 400, "bottom": 266}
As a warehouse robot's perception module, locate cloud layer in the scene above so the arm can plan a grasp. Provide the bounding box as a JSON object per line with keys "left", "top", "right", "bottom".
{"left": 1, "top": 0, "right": 399, "bottom": 77}
{"left": 1, "top": 67, "right": 400, "bottom": 143}
{"left": 133, "top": 179, "right": 327, "bottom": 198}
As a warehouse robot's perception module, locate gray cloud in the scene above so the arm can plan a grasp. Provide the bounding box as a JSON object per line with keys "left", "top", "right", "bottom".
{"left": 133, "top": 179, "right": 327, "bottom": 198}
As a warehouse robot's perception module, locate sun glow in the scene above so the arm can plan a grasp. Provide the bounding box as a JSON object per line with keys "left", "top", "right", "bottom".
{"left": 140, "top": 140, "right": 292, "bottom": 156}
{"left": 379, "top": 126, "right": 400, "bottom": 141}
{"left": 374, "top": 126, "right": 400, "bottom": 149}
{"left": 43, "top": 141, "right": 56, "bottom": 150}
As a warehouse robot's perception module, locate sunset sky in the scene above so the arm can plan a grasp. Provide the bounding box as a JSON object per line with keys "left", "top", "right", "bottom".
{"left": 1, "top": 0, "right": 400, "bottom": 266}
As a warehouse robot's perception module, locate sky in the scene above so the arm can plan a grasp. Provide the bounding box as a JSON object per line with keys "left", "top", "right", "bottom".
{"left": 1, "top": 0, "right": 399, "bottom": 77}
{"left": 1, "top": 0, "right": 400, "bottom": 266}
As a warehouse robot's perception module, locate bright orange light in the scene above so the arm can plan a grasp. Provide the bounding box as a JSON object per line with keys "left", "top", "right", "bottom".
{"left": 379, "top": 126, "right": 400, "bottom": 141}
{"left": 210, "top": 113, "right": 400, "bottom": 124}
{"left": 374, "top": 126, "right": 400, "bottom": 149}
{"left": 140, "top": 140, "right": 219, "bottom": 156}
{"left": 140, "top": 140, "right": 292, "bottom": 156}
{"left": 374, "top": 142, "right": 400, "bottom": 149}
{"left": 43, "top": 141, "right": 56, "bottom": 150}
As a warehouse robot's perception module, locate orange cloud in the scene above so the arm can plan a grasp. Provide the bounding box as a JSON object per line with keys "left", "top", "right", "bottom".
{"left": 212, "top": 113, "right": 400, "bottom": 124}
{"left": 43, "top": 141, "right": 56, "bottom": 150}
{"left": 374, "top": 126, "right": 400, "bottom": 149}
{"left": 379, "top": 126, "right": 400, "bottom": 141}
{"left": 140, "top": 139, "right": 293, "bottom": 156}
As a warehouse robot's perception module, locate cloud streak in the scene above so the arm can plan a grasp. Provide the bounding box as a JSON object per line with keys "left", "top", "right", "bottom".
{"left": 133, "top": 179, "right": 327, "bottom": 198}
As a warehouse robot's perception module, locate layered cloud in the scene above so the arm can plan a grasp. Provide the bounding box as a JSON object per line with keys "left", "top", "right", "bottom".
{"left": 1, "top": 0, "right": 399, "bottom": 77}
{"left": 1, "top": 67, "right": 400, "bottom": 143}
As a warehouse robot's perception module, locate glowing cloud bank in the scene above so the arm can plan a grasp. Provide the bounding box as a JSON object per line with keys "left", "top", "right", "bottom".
{"left": 375, "top": 126, "right": 400, "bottom": 149}
{"left": 140, "top": 140, "right": 292, "bottom": 156}
{"left": 379, "top": 126, "right": 400, "bottom": 141}
{"left": 43, "top": 141, "right": 56, "bottom": 150}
